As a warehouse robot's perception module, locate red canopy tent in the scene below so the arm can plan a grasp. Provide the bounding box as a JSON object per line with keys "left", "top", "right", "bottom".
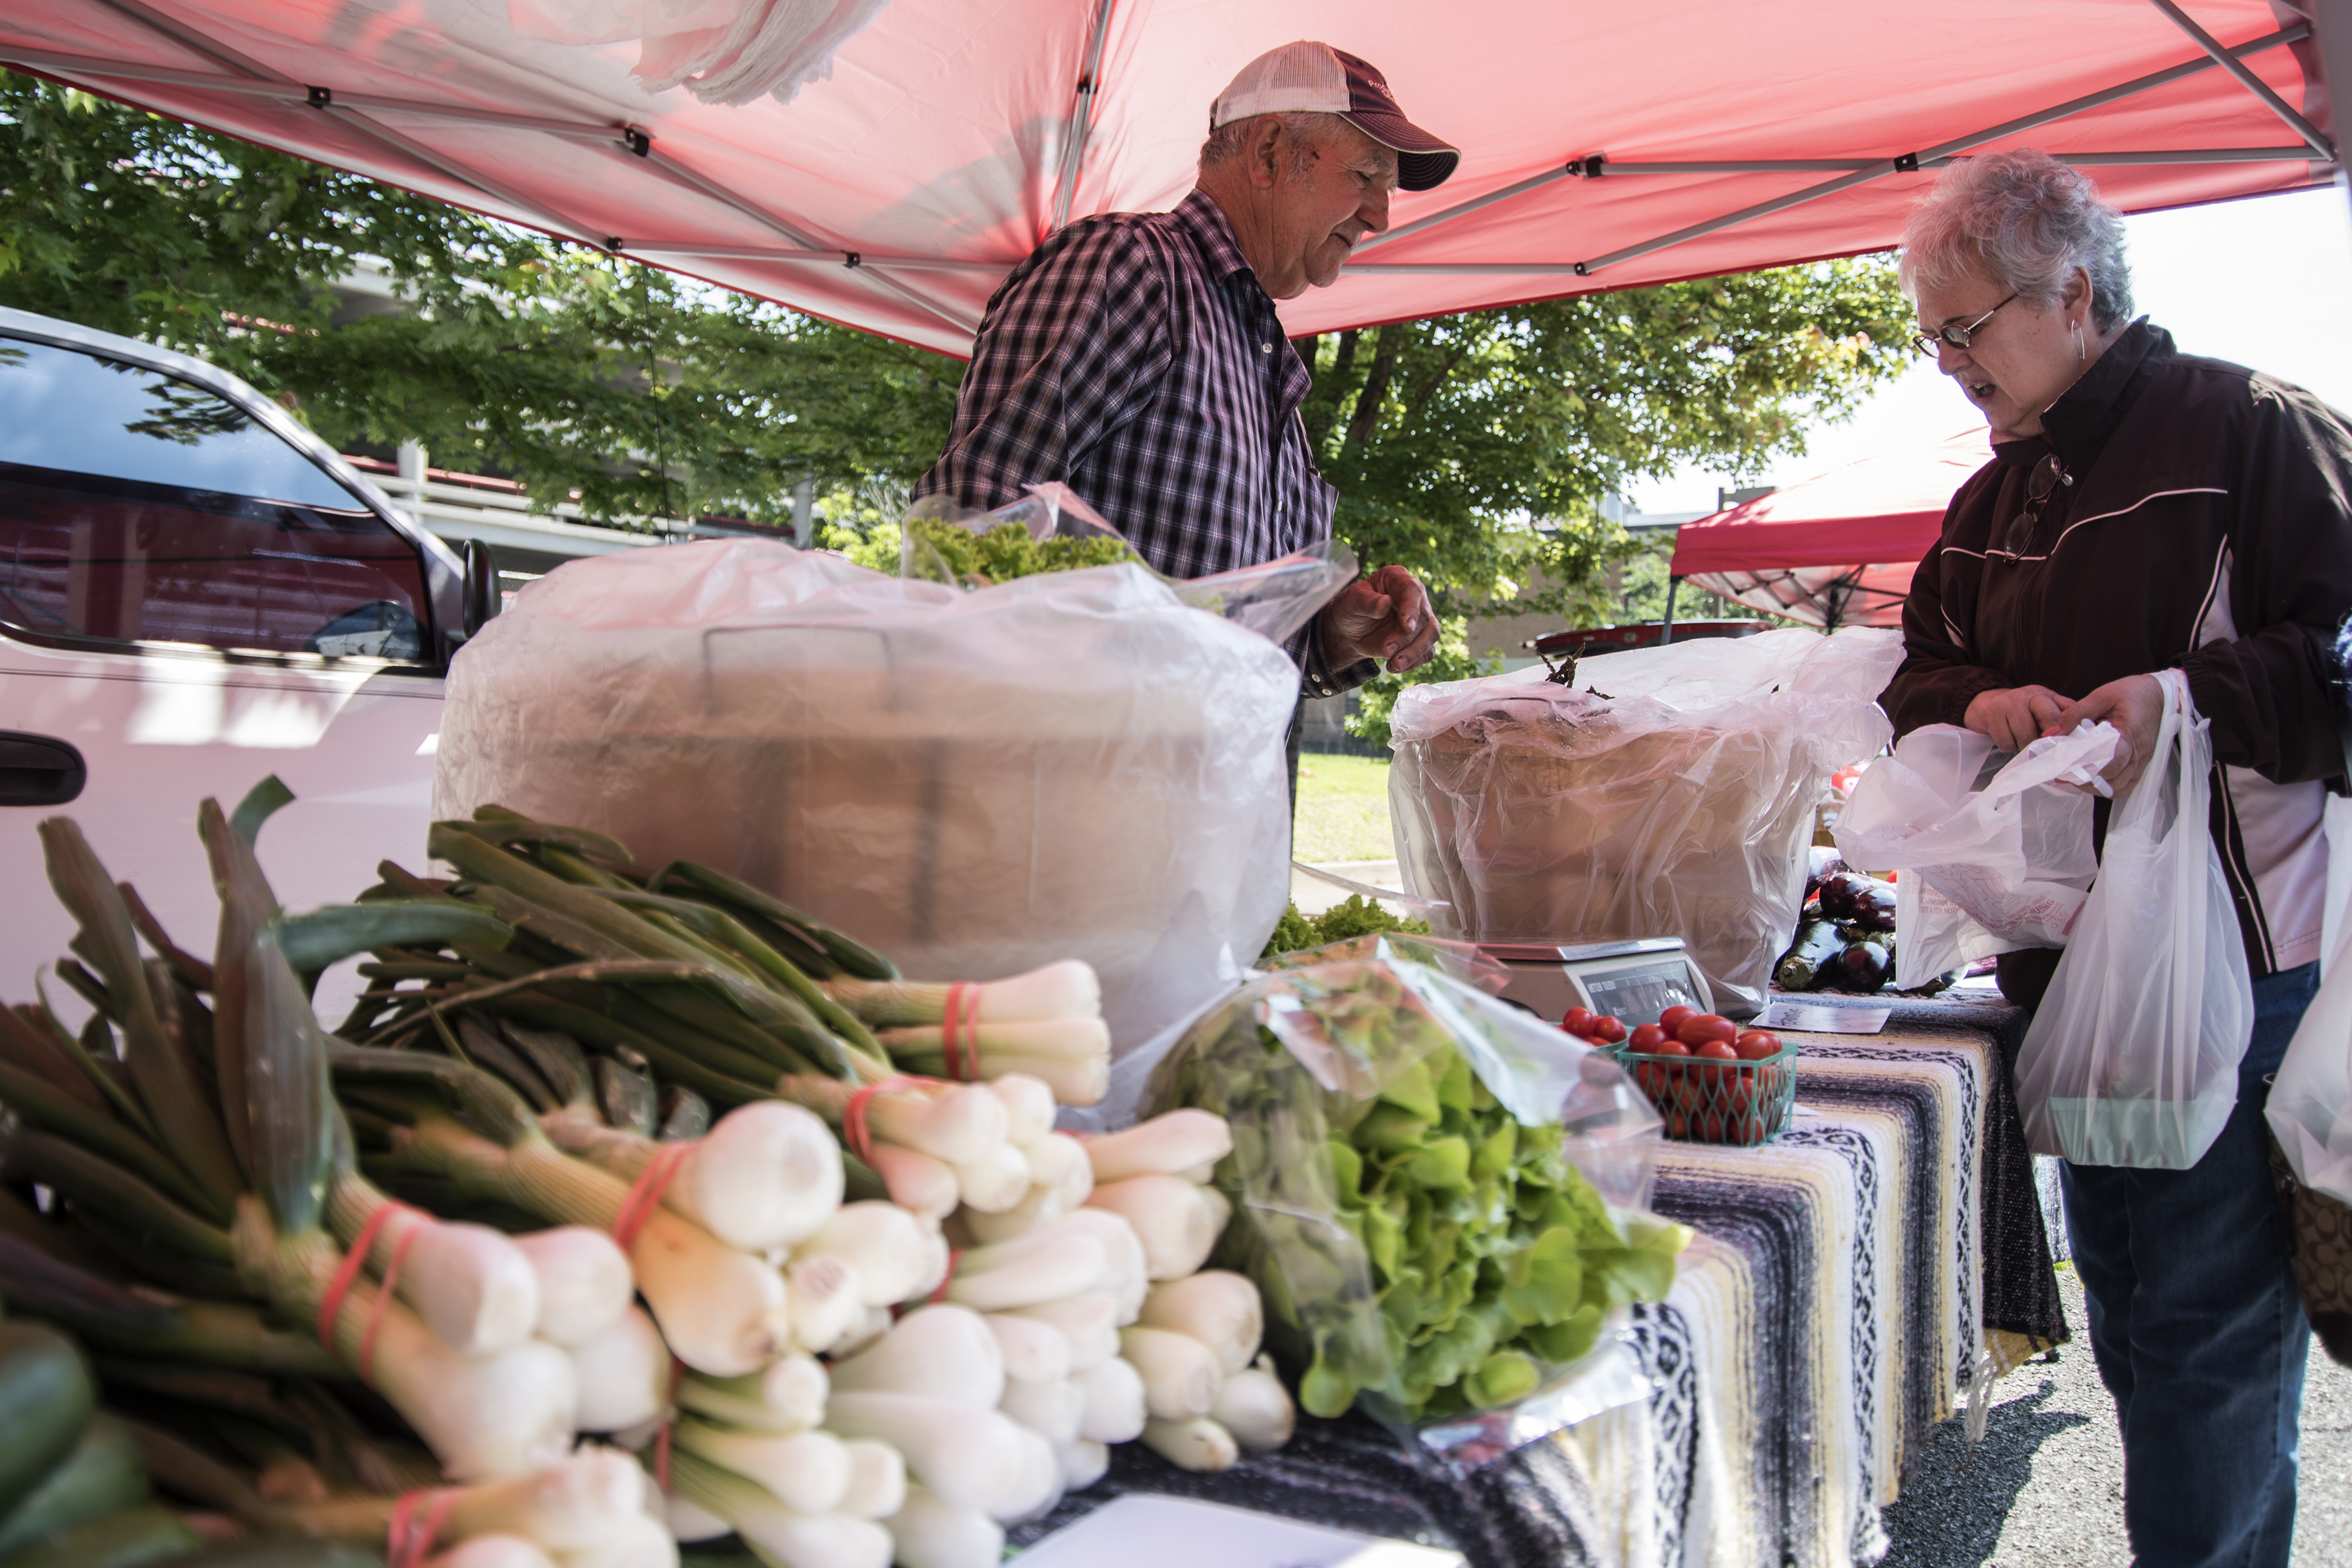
{"left": 1669, "top": 427, "right": 1995, "bottom": 630}
{"left": 0, "top": 1, "right": 2339, "bottom": 356}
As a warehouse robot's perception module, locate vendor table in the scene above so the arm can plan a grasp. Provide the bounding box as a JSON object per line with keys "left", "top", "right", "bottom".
{"left": 1014, "top": 990, "right": 2066, "bottom": 1568}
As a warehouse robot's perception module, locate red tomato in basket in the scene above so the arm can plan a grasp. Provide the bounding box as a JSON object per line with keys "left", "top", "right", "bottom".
{"left": 1592, "top": 1015, "right": 1627, "bottom": 1043}
{"left": 1629, "top": 1022, "right": 1669, "bottom": 1053}
{"left": 1734, "top": 1030, "right": 1782, "bottom": 1062}
{"left": 1676, "top": 1013, "right": 1739, "bottom": 1050}
{"left": 1562, "top": 1006, "right": 1593, "bottom": 1034}
{"left": 1697, "top": 1110, "right": 1728, "bottom": 1143}
{"left": 1648, "top": 1037, "right": 1691, "bottom": 1058}
{"left": 1658, "top": 1005, "right": 1697, "bottom": 1034}
{"left": 1667, "top": 1111, "right": 1691, "bottom": 1139}
{"left": 1692, "top": 1039, "right": 1737, "bottom": 1083}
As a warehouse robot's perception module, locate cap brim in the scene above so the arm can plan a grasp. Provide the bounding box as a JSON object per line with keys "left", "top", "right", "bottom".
{"left": 1343, "top": 110, "right": 1460, "bottom": 191}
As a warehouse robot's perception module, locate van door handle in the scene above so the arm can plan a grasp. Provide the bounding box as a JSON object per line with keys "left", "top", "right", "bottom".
{"left": 0, "top": 733, "right": 86, "bottom": 806}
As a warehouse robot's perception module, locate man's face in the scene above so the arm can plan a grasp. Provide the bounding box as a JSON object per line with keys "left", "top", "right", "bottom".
{"left": 1262, "top": 122, "right": 1398, "bottom": 298}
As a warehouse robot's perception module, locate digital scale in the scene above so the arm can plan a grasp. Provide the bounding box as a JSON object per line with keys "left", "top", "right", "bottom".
{"left": 1477, "top": 937, "right": 1716, "bottom": 1026}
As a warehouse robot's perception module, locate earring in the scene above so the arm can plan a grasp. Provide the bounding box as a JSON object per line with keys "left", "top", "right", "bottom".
{"left": 2071, "top": 318, "right": 2085, "bottom": 361}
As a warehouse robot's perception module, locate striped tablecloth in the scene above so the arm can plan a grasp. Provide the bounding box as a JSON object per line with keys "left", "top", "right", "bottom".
{"left": 1013, "top": 992, "right": 2066, "bottom": 1568}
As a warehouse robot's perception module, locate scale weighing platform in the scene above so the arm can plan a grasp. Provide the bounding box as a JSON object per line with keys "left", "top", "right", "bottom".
{"left": 1477, "top": 937, "right": 1716, "bottom": 1026}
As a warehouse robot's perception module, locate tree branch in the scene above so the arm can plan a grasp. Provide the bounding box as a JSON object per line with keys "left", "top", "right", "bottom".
{"left": 1341, "top": 327, "right": 1401, "bottom": 453}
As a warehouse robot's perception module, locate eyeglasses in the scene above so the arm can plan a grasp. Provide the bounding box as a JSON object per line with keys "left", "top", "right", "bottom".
{"left": 1910, "top": 293, "right": 2017, "bottom": 358}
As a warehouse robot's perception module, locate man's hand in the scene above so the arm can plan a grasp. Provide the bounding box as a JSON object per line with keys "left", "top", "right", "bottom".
{"left": 1963, "top": 685, "right": 2070, "bottom": 752}
{"left": 1320, "top": 564, "right": 1439, "bottom": 674}
{"left": 2047, "top": 673, "right": 2168, "bottom": 796}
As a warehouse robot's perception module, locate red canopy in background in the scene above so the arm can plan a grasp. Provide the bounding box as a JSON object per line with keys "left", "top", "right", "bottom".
{"left": 1669, "top": 427, "right": 1994, "bottom": 629}
{"left": 0, "top": 1, "right": 2336, "bottom": 356}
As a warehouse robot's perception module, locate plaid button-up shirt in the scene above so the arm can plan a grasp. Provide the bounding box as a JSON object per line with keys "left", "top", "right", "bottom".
{"left": 914, "top": 191, "right": 1369, "bottom": 696}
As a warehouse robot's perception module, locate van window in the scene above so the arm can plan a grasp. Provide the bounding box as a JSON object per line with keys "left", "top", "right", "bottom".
{"left": 0, "top": 338, "right": 431, "bottom": 660}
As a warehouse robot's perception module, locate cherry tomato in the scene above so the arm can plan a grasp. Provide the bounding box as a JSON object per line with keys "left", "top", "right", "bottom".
{"left": 1593, "top": 1015, "right": 1627, "bottom": 1043}
{"left": 1698, "top": 1111, "right": 1728, "bottom": 1143}
{"left": 1734, "top": 1029, "right": 1783, "bottom": 1062}
{"left": 1648, "top": 1037, "right": 1691, "bottom": 1058}
{"left": 1658, "top": 1005, "right": 1697, "bottom": 1034}
{"left": 1668, "top": 1111, "right": 1690, "bottom": 1140}
{"left": 1629, "top": 1022, "right": 1669, "bottom": 1053}
{"left": 1562, "top": 1006, "right": 1593, "bottom": 1034}
{"left": 1676, "top": 1013, "right": 1739, "bottom": 1049}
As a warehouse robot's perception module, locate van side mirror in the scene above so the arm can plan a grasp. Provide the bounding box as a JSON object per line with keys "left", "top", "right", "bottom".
{"left": 461, "top": 539, "right": 500, "bottom": 637}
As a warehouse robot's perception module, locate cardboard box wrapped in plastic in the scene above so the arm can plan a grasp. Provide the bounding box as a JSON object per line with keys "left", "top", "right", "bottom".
{"left": 1389, "top": 629, "right": 1903, "bottom": 1017}
{"left": 432, "top": 538, "right": 1310, "bottom": 1054}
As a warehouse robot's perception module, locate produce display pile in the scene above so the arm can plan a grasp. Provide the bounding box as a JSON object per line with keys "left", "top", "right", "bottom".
{"left": 1257, "top": 896, "right": 1429, "bottom": 964}
{"left": 0, "top": 783, "right": 1292, "bottom": 1568}
{"left": 1770, "top": 853, "right": 1955, "bottom": 996}
{"left": 1590, "top": 1007, "right": 1796, "bottom": 1148}
{"left": 900, "top": 516, "right": 1137, "bottom": 587}
{"left": 1150, "top": 940, "right": 1686, "bottom": 1425}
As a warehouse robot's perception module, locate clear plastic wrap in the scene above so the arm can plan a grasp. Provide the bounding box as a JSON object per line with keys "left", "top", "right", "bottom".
{"left": 1144, "top": 937, "right": 1679, "bottom": 1465}
{"left": 1390, "top": 628, "right": 1903, "bottom": 1017}
{"left": 433, "top": 530, "right": 1308, "bottom": 1054}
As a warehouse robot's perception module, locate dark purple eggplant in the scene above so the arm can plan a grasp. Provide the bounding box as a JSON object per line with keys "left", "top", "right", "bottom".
{"left": 1835, "top": 940, "right": 1891, "bottom": 993}
{"left": 1820, "top": 872, "right": 1896, "bottom": 932}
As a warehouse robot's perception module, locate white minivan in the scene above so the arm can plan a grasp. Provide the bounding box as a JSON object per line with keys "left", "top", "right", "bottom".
{"left": 0, "top": 304, "right": 498, "bottom": 992}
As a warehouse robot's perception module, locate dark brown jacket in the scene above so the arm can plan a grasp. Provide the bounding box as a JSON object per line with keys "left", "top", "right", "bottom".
{"left": 1882, "top": 319, "right": 2352, "bottom": 975}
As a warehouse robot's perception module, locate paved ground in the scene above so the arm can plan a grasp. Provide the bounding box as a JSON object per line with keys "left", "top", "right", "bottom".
{"left": 1880, "top": 1267, "right": 2351, "bottom": 1566}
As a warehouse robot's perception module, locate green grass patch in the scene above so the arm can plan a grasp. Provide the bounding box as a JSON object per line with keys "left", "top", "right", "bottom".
{"left": 1294, "top": 753, "right": 1397, "bottom": 863}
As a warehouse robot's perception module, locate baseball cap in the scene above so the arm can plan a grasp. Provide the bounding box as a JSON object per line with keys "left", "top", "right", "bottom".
{"left": 1211, "top": 41, "right": 1460, "bottom": 192}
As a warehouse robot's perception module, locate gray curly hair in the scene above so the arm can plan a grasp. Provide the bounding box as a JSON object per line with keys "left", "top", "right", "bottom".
{"left": 1199, "top": 111, "right": 1348, "bottom": 177}
{"left": 1899, "top": 149, "right": 2134, "bottom": 331}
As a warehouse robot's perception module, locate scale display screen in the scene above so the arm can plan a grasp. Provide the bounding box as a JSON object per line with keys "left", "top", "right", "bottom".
{"left": 1578, "top": 960, "right": 1705, "bottom": 1024}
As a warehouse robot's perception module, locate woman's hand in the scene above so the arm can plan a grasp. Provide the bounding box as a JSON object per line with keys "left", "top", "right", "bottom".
{"left": 2048, "top": 674, "right": 2167, "bottom": 796}
{"left": 1963, "top": 685, "right": 2070, "bottom": 751}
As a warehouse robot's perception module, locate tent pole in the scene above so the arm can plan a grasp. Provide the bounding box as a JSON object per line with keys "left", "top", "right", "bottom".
{"left": 1660, "top": 577, "right": 1682, "bottom": 645}
{"left": 1048, "top": 0, "right": 1119, "bottom": 235}
{"left": 2145, "top": 0, "right": 2334, "bottom": 157}
{"left": 2310, "top": 0, "right": 2352, "bottom": 235}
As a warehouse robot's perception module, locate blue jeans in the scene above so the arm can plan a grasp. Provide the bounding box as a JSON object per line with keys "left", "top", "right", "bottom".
{"left": 2061, "top": 962, "right": 2317, "bottom": 1568}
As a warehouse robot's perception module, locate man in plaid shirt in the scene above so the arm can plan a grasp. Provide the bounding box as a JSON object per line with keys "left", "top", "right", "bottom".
{"left": 913, "top": 41, "right": 1458, "bottom": 701}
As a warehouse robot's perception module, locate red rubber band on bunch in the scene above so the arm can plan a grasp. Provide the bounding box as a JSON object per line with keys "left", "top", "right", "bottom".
{"left": 841, "top": 1075, "right": 920, "bottom": 1168}
{"left": 940, "top": 983, "right": 981, "bottom": 1081}
{"left": 385, "top": 1487, "right": 457, "bottom": 1568}
{"left": 611, "top": 1143, "right": 694, "bottom": 1254}
{"left": 361, "top": 1222, "right": 425, "bottom": 1386}
{"left": 319, "top": 1203, "right": 410, "bottom": 1366}
{"left": 653, "top": 1355, "right": 685, "bottom": 1494}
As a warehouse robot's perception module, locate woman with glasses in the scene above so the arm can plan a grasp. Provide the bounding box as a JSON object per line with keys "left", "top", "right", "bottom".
{"left": 1880, "top": 148, "right": 2351, "bottom": 1568}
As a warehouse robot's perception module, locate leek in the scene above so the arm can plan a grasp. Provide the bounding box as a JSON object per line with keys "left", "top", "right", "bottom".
{"left": 820, "top": 1393, "right": 1038, "bottom": 1514}
{"left": 835, "top": 1440, "right": 905, "bottom": 1522}
{"left": 675, "top": 1421, "right": 849, "bottom": 1515}
{"left": 676, "top": 1355, "right": 827, "bottom": 1434}
{"left": 1139, "top": 1416, "right": 1237, "bottom": 1473}
{"left": 566, "top": 1305, "right": 669, "bottom": 1433}
{"left": 1138, "top": 1271, "right": 1262, "bottom": 1375}
{"left": 543, "top": 1101, "right": 841, "bottom": 1253}
{"left": 666, "top": 1449, "right": 892, "bottom": 1568}
{"left": 827, "top": 1306, "right": 1003, "bottom": 1409}
{"left": 794, "top": 1202, "right": 941, "bottom": 1307}
{"left": 325, "top": 1178, "right": 540, "bottom": 1356}
{"left": 944, "top": 1227, "right": 1105, "bottom": 1313}
{"left": 1079, "top": 1110, "right": 1232, "bottom": 1185}
{"left": 1085, "top": 1175, "right": 1225, "bottom": 1281}
{"left": 512, "top": 1227, "right": 634, "bottom": 1347}
{"left": 1119, "top": 1326, "right": 1221, "bottom": 1420}
{"left": 883, "top": 1486, "right": 1003, "bottom": 1568}
{"left": 825, "top": 962, "right": 1098, "bottom": 1027}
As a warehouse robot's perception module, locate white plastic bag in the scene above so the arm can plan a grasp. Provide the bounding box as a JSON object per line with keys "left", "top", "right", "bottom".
{"left": 1837, "top": 723, "right": 2121, "bottom": 988}
{"left": 1390, "top": 627, "right": 1901, "bottom": 1015}
{"left": 2015, "top": 671, "right": 2255, "bottom": 1168}
{"left": 2268, "top": 723, "right": 2352, "bottom": 1205}
{"left": 433, "top": 536, "right": 1303, "bottom": 1056}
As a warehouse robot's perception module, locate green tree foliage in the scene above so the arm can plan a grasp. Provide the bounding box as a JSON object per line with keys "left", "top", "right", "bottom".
{"left": 0, "top": 73, "right": 958, "bottom": 527}
{"left": 1292, "top": 267, "right": 1912, "bottom": 742}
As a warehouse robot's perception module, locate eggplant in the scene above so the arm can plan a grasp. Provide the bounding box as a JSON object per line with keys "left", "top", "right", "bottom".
{"left": 1803, "top": 847, "right": 1847, "bottom": 903}
{"left": 1835, "top": 941, "right": 1892, "bottom": 993}
{"left": 1774, "top": 919, "right": 1844, "bottom": 991}
{"left": 1820, "top": 872, "right": 1896, "bottom": 932}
